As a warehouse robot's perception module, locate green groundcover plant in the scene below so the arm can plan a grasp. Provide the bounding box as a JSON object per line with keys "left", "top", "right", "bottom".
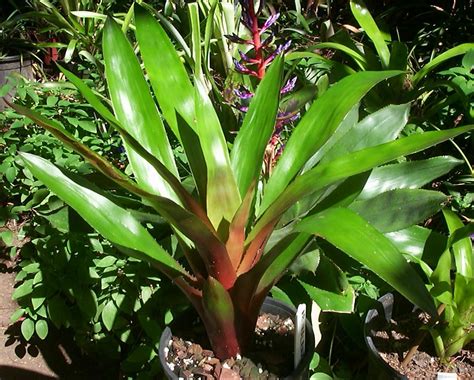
{"left": 9, "top": 5, "right": 474, "bottom": 360}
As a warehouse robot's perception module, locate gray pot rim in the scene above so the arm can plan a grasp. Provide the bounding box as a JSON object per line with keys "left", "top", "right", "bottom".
{"left": 364, "top": 293, "right": 407, "bottom": 380}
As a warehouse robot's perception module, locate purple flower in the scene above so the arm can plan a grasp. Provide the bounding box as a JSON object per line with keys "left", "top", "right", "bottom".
{"left": 234, "top": 87, "right": 254, "bottom": 99}
{"left": 239, "top": 50, "right": 258, "bottom": 63}
{"left": 231, "top": 103, "right": 249, "bottom": 112}
{"left": 280, "top": 77, "right": 297, "bottom": 94}
{"left": 264, "top": 40, "right": 292, "bottom": 64}
{"left": 261, "top": 12, "right": 279, "bottom": 34}
{"left": 233, "top": 58, "right": 257, "bottom": 76}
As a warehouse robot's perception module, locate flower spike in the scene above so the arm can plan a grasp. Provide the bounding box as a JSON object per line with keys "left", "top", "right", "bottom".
{"left": 261, "top": 12, "right": 280, "bottom": 34}
{"left": 280, "top": 77, "right": 297, "bottom": 94}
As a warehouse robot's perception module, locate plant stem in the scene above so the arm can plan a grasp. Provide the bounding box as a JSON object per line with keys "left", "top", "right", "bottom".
{"left": 401, "top": 303, "right": 446, "bottom": 367}
{"left": 248, "top": 0, "right": 265, "bottom": 79}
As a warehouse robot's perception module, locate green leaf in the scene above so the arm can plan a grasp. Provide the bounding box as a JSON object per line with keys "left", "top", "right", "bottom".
{"left": 231, "top": 56, "right": 284, "bottom": 197}
{"left": 321, "top": 103, "right": 410, "bottom": 162}
{"left": 412, "top": 43, "right": 474, "bottom": 86}
{"left": 312, "top": 42, "right": 367, "bottom": 70}
{"left": 430, "top": 249, "right": 452, "bottom": 305}
{"left": 358, "top": 156, "right": 463, "bottom": 200}
{"left": 5, "top": 166, "right": 17, "bottom": 182}
{"left": 10, "top": 308, "right": 25, "bottom": 323}
{"left": 194, "top": 81, "right": 241, "bottom": 228}
{"left": 103, "top": 17, "right": 178, "bottom": 199}
{"left": 296, "top": 208, "right": 437, "bottom": 316}
{"left": 0, "top": 230, "right": 14, "bottom": 246}
{"left": 47, "top": 295, "right": 70, "bottom": 328}
{"left": 75, "top": 287, "right": 98, "bottom": 319}
{"left": 385, "top": 225, "right": 446, "bottom": 264}
{"left": 64, "top": 38, "right": 78, "bottom": 63}
{"left": 188, "top": 2, "right": 203, "bottom": 78}
{"left": 299, "top": 280, "right": 355, "bottom": 313}
{"left": 289, "top": 249, "right": 320, "bottom": 275}
{"left": 35, "top": 319, "right": 48, "bottom": 340}
{"left": 260, "top": 70, "right": 403, "bottom": 214}
{"left": 302, "top": 104, "right": 359, "bottom": 173}
{"left": 77, "top": 120, "right": 96, "bottom": 133}
{"left": 20, "top": 153, "right": 187, "bottom": 278}
{"left": 138, "top": 311, "right": 162, "bottom": 339}
{"left": 96, "top": 255, "right": 117, "bottom": 268}
{"left": 298, "top": 256, "right": 355, "bottom": 312}
{"left": 12, "top": 93, "right": 202, "bottom": 219}
{"left": 349, "top": 189, "right": 447, "bottom": 233}
{"left": 350, "top": 0, "right": 390, "bottom": 68}
{"left": 12, "top": 279, "right": 34, "bottom": 300}
{"left": 253, "top": 124, "right": 474, "bottom": 240}
{"left": 134, "top": 5, "right": 194, "bottom": 135}
{"left": 462, "top": 49, "right": 474, "bottom": 68}
{"left": 21, "top": 318, "right": 35, "bottom": 341}
{"left": 102, "top": 300, "right": 119, "bottom": 331}
{"left": 310, "top": 373, "right": 333, "bottom": 380}
{"left": 443, "top": 209, "right": 473, "bottom": 278}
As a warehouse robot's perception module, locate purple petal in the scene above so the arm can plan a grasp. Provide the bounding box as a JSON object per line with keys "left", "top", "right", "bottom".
{"left": 261, "top": 12, "right": 279, "bottom": 33}
{"left": 280, "top": 76, "right": 297, "bottom": 94}
{"left": 234, "top": 88, "right": 254, "bottom": 99}
{"left": 276, "top": 40, "right": 292, "bottom": 54}
{"left": 265, "top": 40, "right": 292, "bottom": 64}
{"left": 232, "top": 103, "right": 249, "bottom": 112}
{"left": 233, "top": 59, "right": 256, "bottom": 75}
{"left": 239, "top": 50, "right": 258, "bottom": 63}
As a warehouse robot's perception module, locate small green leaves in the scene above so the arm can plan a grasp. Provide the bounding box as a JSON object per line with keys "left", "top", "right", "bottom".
{"left": 12, "top": 279, "right": 34, "bottom": 300}
{"left": 102, "top": 300, "right": 119, "bottom": 331}
{"left": 35, "top": 319, "right": 49, "bottom": 340}
{"left": 21, "top": 318, "right": 35, "bottom": 341}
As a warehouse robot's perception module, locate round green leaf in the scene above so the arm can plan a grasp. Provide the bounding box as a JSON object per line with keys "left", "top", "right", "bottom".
{"left": 35, "top": 319, "right": 48, "bottom": 340}
{"left": 96, "top": 255, "right": 117, "bottom": 268}
{"left": 10, "top": 308, "right": 25, "bottom": 323}
{"left": 21, "top": 318, "right": 35, "bottom": 341}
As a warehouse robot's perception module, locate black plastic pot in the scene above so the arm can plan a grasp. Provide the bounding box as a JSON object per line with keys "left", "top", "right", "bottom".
{"left": 0, "top": 55, "right": 34, "bottom": 110}
{"left": 364, "top": 293, "right": 407, "bottom": 380}
{"left": 159, "top": 297, "right": 315, "bottom": 379}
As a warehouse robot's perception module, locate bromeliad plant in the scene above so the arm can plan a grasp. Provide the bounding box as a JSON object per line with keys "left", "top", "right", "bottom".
{"left": 8, "top": 5, "right": 474, "bottom": 359}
